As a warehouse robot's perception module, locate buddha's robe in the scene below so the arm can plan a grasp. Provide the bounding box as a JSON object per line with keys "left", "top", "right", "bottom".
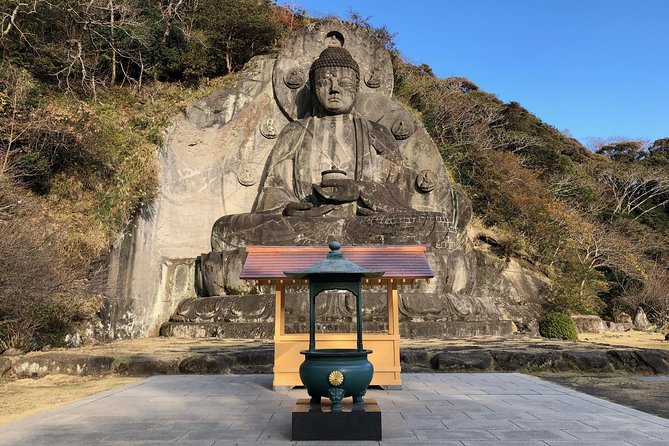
{"left": 257, "top": 113, "right": 408, "bottom": 212}
{"left": 210, "top": 114, "right": 450, "bottom": 251}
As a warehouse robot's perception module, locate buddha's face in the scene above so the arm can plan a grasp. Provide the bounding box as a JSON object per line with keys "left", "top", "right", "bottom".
{"left": 313, "top": 67, "right": 357, "bottom": 115}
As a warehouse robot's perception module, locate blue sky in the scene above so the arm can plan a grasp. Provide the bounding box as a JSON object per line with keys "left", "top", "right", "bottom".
{"left": 291, "top": 0, "right": 669, "bottom": 146}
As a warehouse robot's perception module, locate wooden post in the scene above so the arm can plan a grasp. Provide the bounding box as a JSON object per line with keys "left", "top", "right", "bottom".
{"left": 274, "top": 283, "right": 285, "bottom": 337}
{"left": 387, "top": 281, "right": 399, "bottom": 336}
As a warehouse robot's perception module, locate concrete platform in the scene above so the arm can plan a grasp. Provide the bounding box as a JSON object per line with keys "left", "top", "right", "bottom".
{"left": 1, "top": 373, "right": 669, "bottom": 445}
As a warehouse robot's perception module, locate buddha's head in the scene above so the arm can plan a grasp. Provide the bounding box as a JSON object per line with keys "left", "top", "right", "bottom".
{"left": 309, "top": 47, "right": 360, "bottom": 115}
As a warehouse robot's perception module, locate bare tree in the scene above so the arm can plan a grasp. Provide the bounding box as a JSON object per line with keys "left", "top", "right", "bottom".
{"left": 596, "top": 166, "right": 669, "bottom": 220}
{"left": 0, "top": 64, "right": 40, "bottom": 179}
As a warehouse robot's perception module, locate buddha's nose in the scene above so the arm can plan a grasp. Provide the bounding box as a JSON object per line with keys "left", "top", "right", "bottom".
{"left": 328, "top": 78, "right": 341, "bottom": 93}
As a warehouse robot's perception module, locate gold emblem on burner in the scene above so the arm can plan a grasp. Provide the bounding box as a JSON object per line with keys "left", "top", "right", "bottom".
{"left": 328, "top": 370, "right": 344, "bottom": 387}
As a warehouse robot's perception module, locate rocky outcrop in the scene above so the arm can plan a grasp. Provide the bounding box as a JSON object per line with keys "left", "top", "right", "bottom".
{"left": 4, "top": 338, "right": 669, "bottom": 379}
{"left": 634, "top": 308, "right": 652, "bottom": 331}
{"left": 104, "top": 21, "right": 551, "bottom": 340}
{"left": 572, "top": 315, "right": 607, "bottom": 334}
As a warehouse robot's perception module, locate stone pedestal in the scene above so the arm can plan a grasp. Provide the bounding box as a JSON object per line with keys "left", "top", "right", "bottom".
{"left": 291, "top": 398, "right": 381, "bottom": 441}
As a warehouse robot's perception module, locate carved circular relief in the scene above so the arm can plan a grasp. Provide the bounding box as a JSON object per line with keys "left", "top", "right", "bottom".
{"left": 364, "top": 68, "right": 383, "bottom": 88}
{"left": 283, "top": 68, "right": 304, "bottom": 89}
{"left": 325, "top": 31, "right": 344, "bottom": 47}
{"left": 260, "top": 117, "right": 278, "bottom": 139}
{"left": 328, "top": 370, "right": 344, "bottom": 387}
{"left": 238, "top": 165, "right": 258, "bottom": 187}
{"left": 416, "top": 170, "right": 437, "bottom": 193}
{"left": 391, "top": 119, "right": 414, "bottom": 140}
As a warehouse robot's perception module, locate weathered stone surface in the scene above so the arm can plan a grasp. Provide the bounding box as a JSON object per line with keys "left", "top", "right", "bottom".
{"left": 0, "top": 356, "right": 12, "bottom": 378}
{"left": 114, "top": 356, "right": 180, "bottom": 376}
{"left": 178, "top": 355, "right": 234, "bottom": 374}
{"left": 430, "top": 351, "right": 492, "bottom": 371}
{"left": 606, "top": 350, "right": 653, "bottom": 373}
{"left": 13, "top": 354, "right": 115, "bottom": 378}
{"left": 563, "top": 351, "right": 614, "bottom": 372}
{"left": 615, "top": 312, "right": 633, "bottom": 324}
{"left": 525, "top": 318, "right": 540, "bottom": 336}
{"left": 106, "top": 20, "right": 550, "bottom": 339}
{"left": 399, "top": 348, "right": 431, "bottom": 370}
{"left": 572, "top": 315, "right": 607, "bottom": 334}
{"left": 491, "top": 350, "right": 566, "bottom": 372}
{"left": 400, "top": 320, "right": 514, "bottom": 337}
{"left": 634, "top": 307, "right": 652, "bottom": 331}
{"left": 104, "top": 55, "right": 278, "bottom": 339}
{"left": 635, "top": 349, "right": 669, "bottom": 374}
{"left": 608, "top": 321, "right": 633, "bottom": 332}
{"left": 3, "top": 337, "right": 669, "bottom": 378}
{"left": 167, "top": 292, "right": 516, "bottom": 338}
{"left": 160, "top": 322, "right": 274, "bottom": 339}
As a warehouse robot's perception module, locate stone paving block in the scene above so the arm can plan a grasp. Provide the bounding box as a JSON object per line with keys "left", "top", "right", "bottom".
{"left": 563, "top": 430, "right": 664, "bottom": 442}
{"left": 414, "top": 428, "right": 498, "bottom": 440}
{"left": 380, "top": 442, "right": 463, "bottom": 446}
{"left": 400, "top": 417, "right": 447, "bottom": 429}
{"left": 512, "top": 420, "right": 598, "bottom": 431}
{"left": 100, "top": 428, "right": 188, "bottom": 442}
{"left": 442, "top": 419, "right": 521, "bottom": 430}
{"left": 459, "top": 411, "right": 527, "bottom": 420}
{"left": 545, "top": 442, "right": 633, "bottom": 446}
{"left": 629, "top": 442, "right": 669, "bottom": 446}
{"left": 489, "top": 429, "right": 580, "bottom": 441}
{"left": 461, "top": 442, "right": 549, "bottom": 446}
{"left": 380, "top": 429, "right": 419, "bottom": 441}
{"left": 635, "top": 430, "right": 669, "bottom": 440}
{"left": 580, "top": 420, "right": 669, "bottom": 431}
{"left": 294, "top": 441, "right": 379, "bottom": 446}
{"left": 181, "top": 428, "right": 261, "bottom": 441}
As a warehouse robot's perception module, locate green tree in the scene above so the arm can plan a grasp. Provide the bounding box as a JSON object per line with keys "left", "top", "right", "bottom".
{"left": 596, "top": 140, "right": 645, "bottom": 163}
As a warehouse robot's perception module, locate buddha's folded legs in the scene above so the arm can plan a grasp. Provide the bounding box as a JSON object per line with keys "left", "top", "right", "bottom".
{"left": 211, "top": 212, "right": 455, "bottom": 251}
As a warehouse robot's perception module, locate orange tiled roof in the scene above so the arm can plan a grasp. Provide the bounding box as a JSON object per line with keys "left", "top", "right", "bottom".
{"left": 240, "top": 245, "right": 433, "bottom": 280}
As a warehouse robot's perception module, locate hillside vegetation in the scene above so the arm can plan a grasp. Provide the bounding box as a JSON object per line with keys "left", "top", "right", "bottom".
{"left": 1, "top": 2, "right": 667, "bottom": 351}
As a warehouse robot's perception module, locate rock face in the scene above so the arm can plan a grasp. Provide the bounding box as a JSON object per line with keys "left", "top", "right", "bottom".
{"left": 634, "top": 308, "right": 652, "bottom": 331}
{"left": 105, "top": 21, "right": 547, "bottom": 339}
{"left": 572, "top": 315, "right": 607, "bottom": 334}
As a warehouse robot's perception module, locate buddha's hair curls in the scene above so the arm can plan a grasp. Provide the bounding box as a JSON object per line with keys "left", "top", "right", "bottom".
{"left": 309, "top": 47, "right": 360, "bottom": 88}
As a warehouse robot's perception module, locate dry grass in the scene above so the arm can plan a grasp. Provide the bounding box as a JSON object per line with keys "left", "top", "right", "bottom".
{"left": 579, "top": 330, "right": 669, "bottom": 350}
{"left": 0, "top": 375, "right": 138, "bottom": 424}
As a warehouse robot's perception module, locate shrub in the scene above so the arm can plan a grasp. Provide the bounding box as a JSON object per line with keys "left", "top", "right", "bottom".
{"left": 0, "top": 179, "right": 103, "bottom": 352}
{"left": 539, "top": 312, "right": 578, "bottom": 341}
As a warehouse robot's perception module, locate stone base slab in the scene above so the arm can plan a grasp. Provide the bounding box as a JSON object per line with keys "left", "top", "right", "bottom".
{"left": 291, "top": 398, "right": 381, "bottom": 441}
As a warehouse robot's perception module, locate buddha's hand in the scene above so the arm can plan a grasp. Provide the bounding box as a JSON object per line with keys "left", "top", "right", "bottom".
{"left": 283, "top": 202, "right": 335, "bottom": 217}
{"left": 313, "top": 179, "right": 360, "bottom": 203}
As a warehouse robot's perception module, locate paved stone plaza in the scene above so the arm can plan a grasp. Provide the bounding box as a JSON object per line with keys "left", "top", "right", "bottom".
{"left": 1, "top": 373, "right": 668, "bottom": 445}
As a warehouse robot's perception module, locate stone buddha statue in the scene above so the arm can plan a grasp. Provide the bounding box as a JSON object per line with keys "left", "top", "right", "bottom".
{"left": 257, "top": 46, "right": 410, "bottom": 218}
{"left": 210, "top": 47, "right": 445, "bottom": 255}
{"left": 162, "top": 22, "right": 520, "bottom": 339}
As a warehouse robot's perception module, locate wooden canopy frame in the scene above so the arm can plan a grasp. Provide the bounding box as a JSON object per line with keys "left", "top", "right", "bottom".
{"left": 240, "top": 245, "right": 433, "bottom": 389}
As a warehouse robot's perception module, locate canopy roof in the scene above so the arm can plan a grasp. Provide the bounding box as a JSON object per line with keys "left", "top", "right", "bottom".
{"left": 284, "top": 241, "right": 383, "bottom": 279}
{"left": 240, "top": 243, "right": 433, "bottom": 282}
